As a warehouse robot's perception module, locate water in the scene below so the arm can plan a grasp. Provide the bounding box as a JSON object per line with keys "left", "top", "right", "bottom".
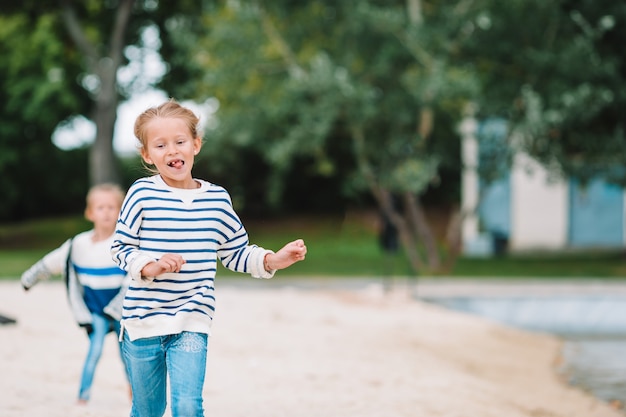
{"left": 428, "top": 295, "right": 626, "bottom": 335}
{"left": 426, "top": 294, "right": 626, "bottom": 406}
{"left": 561, "top": 336, "right": 626, "bottom": 405}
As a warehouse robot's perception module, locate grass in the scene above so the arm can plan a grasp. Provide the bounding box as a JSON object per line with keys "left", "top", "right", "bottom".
{"left": 455, "top": 252, "right": 626, "bottom": 278}
{"left": 0, "top": 216, "right": 92, "bottom": 249}
{"left": 1, "top": 213, "right": 625, "bottom": 280}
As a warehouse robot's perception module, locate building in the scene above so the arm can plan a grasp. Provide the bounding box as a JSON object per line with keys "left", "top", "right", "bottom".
{"left": 461, "top": 117, "right": 625, "bottom": 256}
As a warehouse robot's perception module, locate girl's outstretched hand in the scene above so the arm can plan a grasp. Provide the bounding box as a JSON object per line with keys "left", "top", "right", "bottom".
{"left": 265, "top": 239, "right": 307, "bottom": 271}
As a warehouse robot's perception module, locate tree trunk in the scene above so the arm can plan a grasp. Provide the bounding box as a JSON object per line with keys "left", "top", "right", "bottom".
{"left": 59, "top": 0, "right": 134, "bottom": 186}
{"left": 403, "top": 192, "right": 441, "bottom": 271}
{"left": 91, "top": 69, "right": 120, "bottom": 185}
{"left": 441, "top": 205, "right": 464, "bottom": 272}
{"left": 350, "top": 124, "right": 426, "bottom": 274}
{"left": 379, "top": 189, "right": 425, "bottom": 274}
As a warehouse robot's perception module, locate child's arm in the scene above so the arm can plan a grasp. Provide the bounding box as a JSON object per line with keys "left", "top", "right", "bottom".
{"left": 263, "top": 239, "right": 307, "bottom": 272}
{"left": 21, "top": 261, "right": 51, "bottom": 291}
{"left": 21, "top": 239, "right": 71, "bottom": 290}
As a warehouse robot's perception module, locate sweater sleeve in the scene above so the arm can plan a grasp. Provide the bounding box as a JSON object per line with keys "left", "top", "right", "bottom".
{"left": 252, "top": 248, "right": 276, "bottom": 279}
{"left": 111, "top": 221, "right": 155, "bottom": 281}
{"left": 21, "top": 239, "right": 71, "bottom": 290}
{"left": 111, "top": 183, "right": 156, "bottom": 281}
{"left": 215, "top": 205, "right": 276, "bottom": 279}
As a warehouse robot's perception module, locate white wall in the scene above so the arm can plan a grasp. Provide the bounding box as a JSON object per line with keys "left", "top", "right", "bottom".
{"left": 510, "top": 152, "right": 568, "bottom": 250}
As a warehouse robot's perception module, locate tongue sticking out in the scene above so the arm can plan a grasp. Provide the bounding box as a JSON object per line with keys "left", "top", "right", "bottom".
{"left": 168, "top": 160, "right": 184, "bottom": 169}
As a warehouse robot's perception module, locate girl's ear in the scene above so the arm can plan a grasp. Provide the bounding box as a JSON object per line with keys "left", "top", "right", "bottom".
{"left": 140, "top": 148, "right": 153, "bottom": 165}
{"left": 193, "top": 137, "right": 202, "bottom": 155}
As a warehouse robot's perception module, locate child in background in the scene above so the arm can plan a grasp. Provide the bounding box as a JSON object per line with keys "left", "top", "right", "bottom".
{"left": 21, "top": 183, "right": 131, "bottom": 404}
{"left": 111, "top": 99, "right": 307, "bottom": 417}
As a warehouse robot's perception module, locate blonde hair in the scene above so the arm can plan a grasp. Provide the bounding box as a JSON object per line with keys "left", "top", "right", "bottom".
{"left": 134, "top": 99, "right": 201, "bottom": 148}
{"left": 86, "top": 183, "right": 125, "bottom": 208}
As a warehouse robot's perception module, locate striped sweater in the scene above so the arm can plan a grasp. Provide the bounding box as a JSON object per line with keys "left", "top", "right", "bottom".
{"left": 111, "top": 175, "right": 274, "bottom": 341}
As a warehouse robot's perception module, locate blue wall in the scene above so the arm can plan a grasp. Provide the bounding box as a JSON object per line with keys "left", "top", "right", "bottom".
{"left": 569, "top": 179, "right": 624, "bottom": 247}
{"left": 476, "top": 118, "right": 624, "bottom": 249}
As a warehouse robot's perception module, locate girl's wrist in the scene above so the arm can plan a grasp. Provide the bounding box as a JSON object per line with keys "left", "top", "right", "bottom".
{"left": 263, "top": 253, "right": 273, "bottom": 272}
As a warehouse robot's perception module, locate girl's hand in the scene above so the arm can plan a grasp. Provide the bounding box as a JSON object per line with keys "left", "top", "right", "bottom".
{"left": 142, "top": 253, "right": 186, "bottom": 277}
{"left": 265, "top": 239, "right": 307, "bottom": 271}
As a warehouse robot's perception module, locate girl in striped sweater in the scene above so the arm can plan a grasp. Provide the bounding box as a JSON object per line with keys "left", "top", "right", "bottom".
{"left": 111, "top": 100, "right": 307, "bottom": 417}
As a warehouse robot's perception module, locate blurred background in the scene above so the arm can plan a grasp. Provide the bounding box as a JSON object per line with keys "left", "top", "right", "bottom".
{"left": 0, "top": 0, "right": 625, "bottom": 409}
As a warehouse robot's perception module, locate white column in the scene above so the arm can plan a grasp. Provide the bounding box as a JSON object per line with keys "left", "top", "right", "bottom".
{"left": 459, "top": 115, "right": 480, "bottom": 247}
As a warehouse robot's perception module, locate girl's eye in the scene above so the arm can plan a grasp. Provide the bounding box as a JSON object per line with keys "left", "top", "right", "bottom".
{"left": 177, "top": 140, "right": 185, "bottom": 145}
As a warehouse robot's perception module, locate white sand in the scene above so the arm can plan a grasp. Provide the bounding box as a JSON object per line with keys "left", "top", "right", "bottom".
{"left": 0, "top": 280, "right": 622, "bottom": 417}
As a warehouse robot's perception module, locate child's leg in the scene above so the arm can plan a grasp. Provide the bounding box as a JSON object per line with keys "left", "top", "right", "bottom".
{"left": 113, "top": 320, "right": 132, "bottom": 400}
{"left": 166, "top": 331, "right": 207, "bottom": 417}
{"left": 122, "top": 332, "right": 168, "bottom": 417}
{"left": 78, "top": 313, "right": 108, "bottom": 402}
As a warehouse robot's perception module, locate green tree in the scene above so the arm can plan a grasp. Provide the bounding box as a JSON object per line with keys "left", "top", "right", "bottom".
{"left": 178, "top": 1, "right": 490, "bottom": 274}
{"left": 0, "top": 1, "right": 208, "bottom": 189}
{"left": 467, "top": 0, "right": 626, "bottom": 185}
{"left": 0, "top": 0, "right": 139, "bottom": 186}
{"left": 175, "top": 0, "right": 626, "bottom": 274}
{"left": 0, "top": 10, "right": 91, "bottom": 220}
{"left": 58, "top": 0, "right": 135, "bottom": 185}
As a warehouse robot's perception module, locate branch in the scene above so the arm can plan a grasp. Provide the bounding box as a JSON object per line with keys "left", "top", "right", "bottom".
{"left": 349, "top": 124, "right": 380, "bottom": 198}
{"left": 257, "top": 5, "right": 306, "bottom": 79}
{"left": 406, "top": 0, "right": 423, "bottom": 26}
{"left": 59, "top": 0, "right": 99, "bottom": 68}
{"left": 452, "top": 0, "right": 475, "bottom": 18}
{"left": 108, "top": 0, "right": 135, "bottom": 67}
{"left": 392, "top": 31, "right": 433, "bottom": 68}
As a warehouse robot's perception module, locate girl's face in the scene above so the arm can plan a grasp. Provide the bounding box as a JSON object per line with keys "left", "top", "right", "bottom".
{"left": 140, "top": 117, "right": 202, "bottom": 189}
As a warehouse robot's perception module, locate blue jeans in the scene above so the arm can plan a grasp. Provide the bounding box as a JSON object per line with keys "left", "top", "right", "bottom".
{"left": 78, "top": 313, "right": 126, "bottom": 401}
{"left": 122, "top": 331, "right": 208, "bottom": 417}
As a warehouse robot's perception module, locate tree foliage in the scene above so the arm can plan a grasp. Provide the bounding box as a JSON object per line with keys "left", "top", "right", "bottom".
{"left": 2, "top": 0, "right": 624, "bottom": 272}
{"left": 0, "top": 9, "right": 91, "bottom": 220}
{"left": 467, "top": 0, "right": 626, "bottom": 185}
{"left": 0, "top": 1, "right": 210, "bottom": 220}
{"left": 0, "top": 1, "right": 211, "bottom": 187}
{"left": 173, "top": 0, "right": 626, "bottom": 273}
{"left": 174, "top": 0, "right": 491, "bottom": 273}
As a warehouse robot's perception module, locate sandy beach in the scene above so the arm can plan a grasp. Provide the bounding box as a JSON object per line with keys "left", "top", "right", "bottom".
{"left": 0, "top": 279, "right": 623, "bottom": 417}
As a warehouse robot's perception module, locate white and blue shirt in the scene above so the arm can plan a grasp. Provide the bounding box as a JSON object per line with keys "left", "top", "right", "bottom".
{"left": 111, "top": 175, "right": 274, "bottom": 341}
{"left": 21, "top": 230, "right": 128, "bottom": 325}
{"left": 70, "top": 232, "right": 127, "bottom": 315}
